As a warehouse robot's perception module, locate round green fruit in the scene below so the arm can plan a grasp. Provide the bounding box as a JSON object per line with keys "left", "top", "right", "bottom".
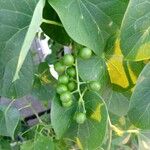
{"left": 79, "top": 47, "right": 92, "bottom": 59}
{"left": 68, "top": 81, "right": 76, "bottom": 91}
{"left": 75, "top": 112, "right": 86, "bottom": 124}
{"left": 60, "top": 91, "right": 72, "bottom": 102}
{"left": 58, "top": 75, "right": 69, "bottom": 84}
{"left": 66, "top": 67, "right": 76, "bottom": 77}
{"left": 54, "top": 62, "right": 65, "bottom": 74}
{"left": 63, "top": 54, "right": 74, "bottom": 66}
{"left": 62, "top": 99, "right": 73, "bottom": 107}
{"left": 56, "top": 84, "right": 68, "bottom": 94}
{"left": 89, "top": 81, "right": 101, "bottom": 91}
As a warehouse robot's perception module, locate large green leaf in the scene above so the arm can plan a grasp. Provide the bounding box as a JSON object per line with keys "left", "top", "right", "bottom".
{"left": 128, "top": 63, "right": 150, "bottom": 129}
{"left": 0, "top": 0, "right": 46, "bottom": 98}
{"left": 0, "top": 104, "right": 20, "bottom": 138}
{"left": 120, "top": 0, "right": 150, "bottom": 61}
{"left": 78, "top": 56, "right": 106, "bottom": 81}
{"left": 49, "top": 0, "right": 128, "bottom": 55}
{"left": 0, "top": 0, "right": 45, "bottom": 83}
{"left": 66, "top": 91, "right": 108, "bottom": 150}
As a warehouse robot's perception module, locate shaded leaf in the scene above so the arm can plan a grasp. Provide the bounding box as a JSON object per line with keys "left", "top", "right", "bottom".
{"left": 121, "top": 0, "right": 150, "bottom": 61}
{"left": 128, "top": 63, "right": 150, "bottom": 129}
{"left": 49, "top": 0, "right": 128, "bottom": 55}
{"left": 78, "top": 56, "right": 106, "bottom": 81}
{"left": 0, "top": 104, "right": 20, "bottom": 138}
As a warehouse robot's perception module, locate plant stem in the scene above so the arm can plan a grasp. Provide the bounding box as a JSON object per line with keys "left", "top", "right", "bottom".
{"left": 75, "top": 59, "right": 86, "bottom": 113}
{"left": 107, "top": 128, "right": 112, "bottom": 150}
{"left": 108, "top": 116, "right": 139, "bottom": 136}
{"left": 42, "top": 19, "right": 63, "bottom": 27}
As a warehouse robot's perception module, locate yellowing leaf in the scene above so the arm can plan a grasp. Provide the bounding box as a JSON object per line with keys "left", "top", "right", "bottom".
{"left": 106, "top": 38, "right": 141, "bottom": 88}
{"left": 107, "top": 39, "right": 129, "bottom": 88}
{"left": 90, "top": 103, "right": 104, "bottom": 122}
{"left": 76, "top": 137, "right": 83, "bottom": 150}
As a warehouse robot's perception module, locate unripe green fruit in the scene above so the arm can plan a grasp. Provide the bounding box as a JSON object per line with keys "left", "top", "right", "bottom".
{"left": 79, "top": 47, "right": 92, "bottom": 59}
{"left": 89, "top": 81, "right": 101, "bottom": 91}
{"left": 54, "top": 62, "right": 66, "bottom": 73}
{"left": 56, "top": 84, "right": 68, "bottom": 94}
{"left": 66, "top": 67, "right": 76, "bottom": 77}
{"left": 58, "top": 75, "right": 69, "bottom": 84}
{"left": 68, "top": 81, "right": 76, "bottom": 91}
{"left": 60, "top": 91, "right": 72, "bottom": 102}
{"left": 62, "top": 99, "right": 73, "bottom": 107}
{"left": 63, "top": 54, "right": 74, "bottom": 66}
{"left": 75, "top": 112, "right": 86, "bottom": 124}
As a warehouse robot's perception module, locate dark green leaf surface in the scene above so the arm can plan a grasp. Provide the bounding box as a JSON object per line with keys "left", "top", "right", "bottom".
{"left": 128, "top": 63, "right": 150, "bottom": 129}
{"left": 66, "top": 91, "right": 108, "bottom": 150}
{"left": 121, "top": 0, "right": 150, "bottom": 61}
{"left": 108, "top": 91, "right": 129, "bottom": 116}
{"left": 51, "top": 95, "right": 77, "bottom": 139}
{"left": 0, "top": 55, "right": 34, "bottom": 98}
{"left": 0, "top": 104, "right": 20, "bottom": 138}
{"left": 78, "top": 56, "right": 106, "bottom": 81}
{"left": 49, "top": 0, "right": 128, "bottom": 55}
{"left": 41, "top": 2, "right": 71, "bottom": 45}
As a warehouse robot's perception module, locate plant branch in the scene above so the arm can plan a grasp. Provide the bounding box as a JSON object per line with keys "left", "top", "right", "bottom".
{"left": 42, "top": 19, "right": 63, "bottom": 27}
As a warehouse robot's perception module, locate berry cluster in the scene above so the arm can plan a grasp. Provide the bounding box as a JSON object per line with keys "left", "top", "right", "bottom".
{"left": 54, "top": 47, "right": 101, "bottom": 124}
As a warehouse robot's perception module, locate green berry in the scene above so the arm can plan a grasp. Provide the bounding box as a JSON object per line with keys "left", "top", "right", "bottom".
{"left": 63, "top": 54, "right": 74, "bottom": 66}
{"left": 62, "top": 99, "right": 73, "bottom": 107}
{"left": 58, "top": 75, "right": 69, "bottom": 84}
{"left": 68, "top": 81, "right": 76, "bottom": 91}
{"left": 56, "top": 84, "right": 68, "bottom": 94}
{"left": 75, "top": 113, "right": 86, "bottom": 124}
{"left": 79, "top": 47, "right": 92, "bottom": 59}
{"left": 89, "top": 81, "right": 101, "bottom": 91}
{"left": 54, "top": 62, "right": 66, "bottom": 74}
{"left": 60, "top": 91, "right": 72, "bottom": 102}
{"left": 66, "top": 67, "right": 76, "bottom": 77}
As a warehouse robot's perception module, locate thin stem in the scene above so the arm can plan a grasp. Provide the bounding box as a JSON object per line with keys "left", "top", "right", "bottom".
{"left": 107, "top": 129, "right": 112, "bottom": 150}
{"left": 30, "top": 106, "right": 44, "bottom": 125}
{"left": 5, "top": 99, "right": 15, "bottom": 113}
{"left": 75, "top": 59, "right": 87, "bottom": 113}
{"left": 42, "top": 19, "right": 63, "bottom": 27}
{"left": 108, "top": 115, "right": 139, "bottom": 136}
{"left": 18, "top": 104, "right": 31, "bottom": 111}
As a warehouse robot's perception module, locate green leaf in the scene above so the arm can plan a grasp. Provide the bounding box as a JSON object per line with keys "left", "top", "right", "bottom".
{"left": 0, "top": 103, "right": 20, "bottom": 138}
{"left": 66, "top": 91, "right": 108, "bottom": 150}
{"left": 78, "top": 56, "right": 106, "bottom": 81}
{"left": 138, "top": 131, "right": 150, "bottom": 150}
{"left": 120, "top": 0, "right": 150, "bottom": 61}
{"left": 32, "top": 62, "right": 56, "bottom": 101}
{"left": 34, "top": 134, "right": 55, "bottom": 150}
{"left": 128, "top": 63, "right": 150, "bottom": 129}
{"left": 41, "top": 2, "right": 71, "bottom": 45}
{"left": 0, "top": 55, "right": 34, "bottom": 98}
{"left": 0, "top": 0, "right": 45, "bottom": 82}
{"left": 49, "top": 0, "right": 128, "bottom": 55}
{"left": 51, "top": 95, "right": 77, "bottom": 139}
{"left": 107, "top": 91, "right": 129, "bottom": 116}
{"left": 0, "top": 139, "right": 11, "bottom": 150}
{"left": 21, "top": 132, "right": 55, "bottom": 150}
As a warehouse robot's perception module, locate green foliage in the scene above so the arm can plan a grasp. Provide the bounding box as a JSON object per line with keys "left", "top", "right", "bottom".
{"left": 0, "top": 0, "right": 150, "bottom": 149}
{"left": 0, "top": 103, "right": 20, "bottom": 138}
